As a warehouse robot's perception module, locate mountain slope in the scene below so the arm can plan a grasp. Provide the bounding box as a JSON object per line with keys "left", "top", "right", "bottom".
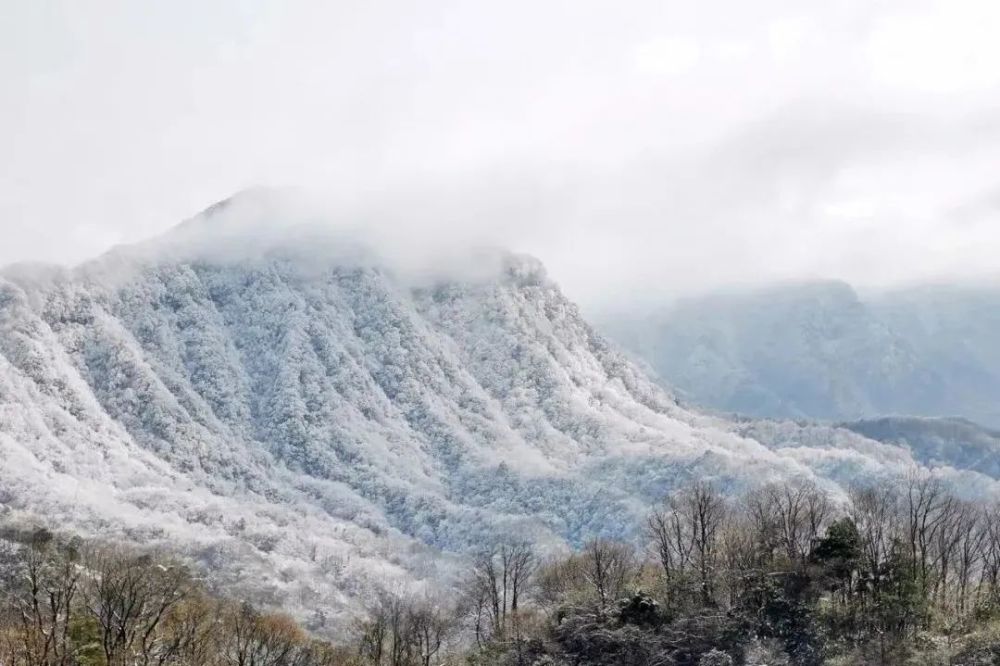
{"left": 598, "top": 281, "right": 1000, "bottom": 427}
{"left": 2, "top": 193, "right": 998, "bottom": 632}
{"left": 842, "top": 416, "right": 1000, "bottom": 479}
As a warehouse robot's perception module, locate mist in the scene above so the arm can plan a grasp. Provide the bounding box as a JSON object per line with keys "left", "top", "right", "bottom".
{"left": 3, "top": 0, "right": 1000, "bottom": 308}
{"left": 97, "top": 186, "right": 529, "bottom": 290}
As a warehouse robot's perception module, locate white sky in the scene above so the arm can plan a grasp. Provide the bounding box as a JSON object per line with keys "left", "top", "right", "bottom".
{"left": 2, "top": 0, "right": 1000, "bottom": 306}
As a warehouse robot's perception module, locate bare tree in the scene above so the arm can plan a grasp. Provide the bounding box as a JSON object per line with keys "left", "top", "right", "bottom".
{"left": 650, "top": 481, "right": 728, "bottom": 606}
{"left": 149, "top": 591, "right": 220, "bottom": 666}
{"left": 358, "top": 591, "right": 454, "bottom": 666}
{"left": 580, "top": 539, "right": 636, "bottom": 609}
{"left": 953, "top": 501, "right": 987, "bottom": 614}
{"left": 716, "top": 514, "right": 757, "bottom": 608}
{"left": 931, "top": 494, "right": 968, "bottom": 608}
{"left": 0, "top": 530, "right": 81, "bottom": 666}
{"left": 742, "top": 485, "right": 781, "bottom": 561}
{"left": 408, "top": 597, "right": 450, "bottom": 666}
{"left": 376, "top": 591, "right": 413, "bottom": 666}
{"left": 849, "top": 484, "right": 899, "bottom": 604}
{"left": 468, "top": 542, "right": 536, "bottom": 644}
{"left": 358, "top": 596, "right": 388, "bottom": 665}
{"left": 774, "top": 481, "right": 831, "bottom": 562}
{"left": 0, "top": 531, "right": 348, "bottom": 666}
{"left": 83, "top": 547, "right": 191, "bottom": 666}
{"left": 673, "top": 482, "right": 726, "bottom": 604}
{"left": 648, "top": 503, "right": 694, "bottom": 586}
{"left": 903, "top": 472, "right": 951, "bottom": 598}
{"left": 221, "top": 603, "right": 303, "bottom": 666}
{"left": 981, "top": 501, "right": 1000, "bottom": 604}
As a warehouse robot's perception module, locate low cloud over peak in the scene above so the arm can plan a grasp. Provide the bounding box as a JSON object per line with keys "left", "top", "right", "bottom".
{"left": 3, "top": 0, "right": 1000, "bottom": 307}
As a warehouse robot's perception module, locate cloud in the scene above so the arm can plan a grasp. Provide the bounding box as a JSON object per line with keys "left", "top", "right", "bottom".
{"left": 865, "top": 1, "right": 1000, "bottom": 94}
{"left": 633, "top": 37, "right": 702, "bottom": 76}
{"left": 2, "top": 0, "right": 1000, "bottom": 307}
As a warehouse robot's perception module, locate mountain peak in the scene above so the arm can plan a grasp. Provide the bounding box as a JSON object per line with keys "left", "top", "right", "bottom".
{"left": 162, "top": 186, "right": 328, "bottom": 248}
{"left": 4, "top": 195, "right": 999, "bottom": 634}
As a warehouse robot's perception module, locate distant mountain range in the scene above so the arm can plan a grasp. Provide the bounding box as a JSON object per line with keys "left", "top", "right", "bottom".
{"left": 597, "top": 280, "right": 1000, "bottom": 428}
{"left": 2, "top": 191, "right": 999, "bottom": 632}
{"left": 842, "top": 416, "right": 1000, "bottom": 478}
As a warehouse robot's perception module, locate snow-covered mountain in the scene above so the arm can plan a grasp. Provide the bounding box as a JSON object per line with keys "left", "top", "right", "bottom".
{"left": 598, "top": 281, "right": 1000, "bottom": 428}
{"left": 2, "top": 192, "right": 998, "bottom": 632}
{"left": 842, "top": 416, "right": 1000, "bottom": 479}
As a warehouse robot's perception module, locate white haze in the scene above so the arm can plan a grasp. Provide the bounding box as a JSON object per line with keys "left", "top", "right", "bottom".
{"left": 113, "top": 187, "right": 523, "bottom": 289}
{"left": 3, "top": 0, "right": 1000, "bottom": 307}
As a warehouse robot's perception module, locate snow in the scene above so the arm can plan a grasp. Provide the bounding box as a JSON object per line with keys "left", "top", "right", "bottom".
{"left": 1, "top": 194, "right": 998, "bottom": 635}
{"left": 598, "top": 280, "right": 1000, "bottom": 427}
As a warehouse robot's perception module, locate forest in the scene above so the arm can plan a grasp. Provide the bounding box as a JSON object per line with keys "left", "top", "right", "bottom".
{"left": 5, "top": 474, "right": 1000, "bottom": 665}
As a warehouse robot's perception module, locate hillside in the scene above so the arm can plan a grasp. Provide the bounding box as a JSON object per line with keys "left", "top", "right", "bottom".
{"left": 2, "top": 192, "right": 997, "bottom": 632}
{"left": 842, "top": 415, "right": 1000, "bottom": 478}
{"left": 598, "top": 281, "right": 1000, "bottom": 427}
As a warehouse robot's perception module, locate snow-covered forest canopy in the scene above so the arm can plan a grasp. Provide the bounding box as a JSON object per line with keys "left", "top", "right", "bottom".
{"left": 3, "top": 193, "right": 1000, "bottom": 643}
{"left": 597, "top": 282, "right": 1000, "bottom": 428}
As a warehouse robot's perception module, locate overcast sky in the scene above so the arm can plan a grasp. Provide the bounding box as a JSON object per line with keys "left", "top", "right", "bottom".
{"left": 3, "top": 0, "right": 1000, "bottom": 307}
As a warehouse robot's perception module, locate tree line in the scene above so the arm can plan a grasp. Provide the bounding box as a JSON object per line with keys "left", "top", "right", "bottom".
{"left": 7, "top": 473, "right": 1000, "bottom": 665}
{"left": 362, "top": 474, "right": 1000, "bottom": 665}
{"left": 0, "top": 527, "right": 348, "bottom": 666}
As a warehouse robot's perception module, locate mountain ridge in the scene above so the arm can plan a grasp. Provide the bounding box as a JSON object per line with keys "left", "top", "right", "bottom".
{"left": 598, "top": 279, "right": 1000, "bottom": 427}
{"left": 3, "top": 195, "right": 999, "bottom": 633}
